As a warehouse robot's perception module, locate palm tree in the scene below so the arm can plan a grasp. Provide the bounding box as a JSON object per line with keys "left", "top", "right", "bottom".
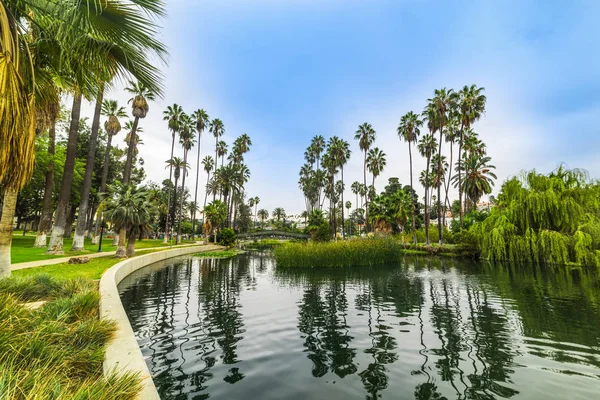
{"left": 418, "top": 134, "right": 438, "bottom": 245}
{"left": 309, "top": 135, "right": 326, "bottom": 208}
{"left": 457, "top": 85, "right": 486, "bottom": 227}
{"left": 366, "top": 147, "right": 387, "bottom": 193}
{"left": 202, "top": 155, "right": 215, "bottom": 211}
{"left": 217, "top": 140, "right": 228, "bottom": 168}
{"left": 253, "top": 197, "right": 260, "bottom": 229}
{"left": 124, "top": 80, "right": 155, "bottom": 184}
{"left": 191, "top": 109, "right": 209, "bottom": 239}
{"left": 273, "top": 207, "right": 286, "bottom": 223}
{"left": 329, "top": 137, "right": 351, "bottom": 238}
{"left": 351, "top": 181, "right": 362, "bottom": 211}
{"left": 34, "top": 102, "right": 60, "bottom": 248}
{"left": 162, "top": 103, "right": 184, "bottom": 242}
{"left": 258, "top": 209, "right": 269, "bottom": 229}
{"left": 428, "top": 88, "right": 457, "bottom": 245}
{"left": 397, "top": 111, "right": 423, "bottom": 244}
{"left": 355, "top": 123, "right": 376, "bottom": 231}
{"left": 103, "top": 184, "right": 155, "bottom": 258}
{"left": 203, "top": 200, "right": 226, "bottom": 244}
{"left": 165, "top": 157, "right": 188, "bottom": 241}
{"left": 177, "top": 115, "right": 196, "bottom": 243}
{"left": 209, "top": 118, "right": 225, "bottom": 199}
{"left": 442, "top": 116, "right": 460, "bottom": 222}
{"left": 90, "top": 100, "right": 128, "bottom": 245}
{"left": 1, "top": 0, "right": 167, "bottom": 272}
{"left": 453, "top": 155, "right": 497, "bottom": 210}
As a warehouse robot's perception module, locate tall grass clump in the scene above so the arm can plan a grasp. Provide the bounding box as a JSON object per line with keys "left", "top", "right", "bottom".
{"left": 275, "top": 237, "right": 404, "bottom": 268}
{"left": 0, "top": 274, "right": 141, "bottom": 399}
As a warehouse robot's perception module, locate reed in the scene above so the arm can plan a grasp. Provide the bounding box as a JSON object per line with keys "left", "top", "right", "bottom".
{"left": 0, "top": 274, "right": 141, "bottom": 399}
{"left": 274, "top": 237, "right": 405, "bottom": 268}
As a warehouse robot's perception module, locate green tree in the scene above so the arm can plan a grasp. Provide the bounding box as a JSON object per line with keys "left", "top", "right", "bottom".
{"left": 204, "top": 200, "right": 226, "bottom": 244}
{"left": 257, "top": 209, "right": 269, "bottom": 228}
{"left": 366, "top": 147, "right": 386, "bottom": 192}
{"left": 162, "top": 103, "right": 184, "bottom": 243}
{"left": 457, "top": 85, "right": 487, "bottom": 228}
{"left": 209, "top": 118, "right": 225, "bottom": 199}
{"left": 417, "top": 134, "right": 437, "bottom": 245}
{"left": 191, "top": 109, "right": 210, "bottom": 239}
{"left": 355, "top": 123, "right": 376, "bottom": 231}
{"left": 177, "top": 114, "right": 196, "bottom": 243}
{"left": 273, "top": 207, "right": 286, "bottom": 222}
{"left": 453, "top": 154, "right": 496, "bottom": 210}
{"left": 397, "top": 111, "right": 423, "bottom": 243}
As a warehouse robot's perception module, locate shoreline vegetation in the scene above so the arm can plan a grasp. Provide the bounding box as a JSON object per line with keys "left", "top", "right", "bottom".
{"left": 273, "top": 237, "right": 476, "bottom": 268}
{"left": 0, "top": 275, "right": 141, "bottom": 398}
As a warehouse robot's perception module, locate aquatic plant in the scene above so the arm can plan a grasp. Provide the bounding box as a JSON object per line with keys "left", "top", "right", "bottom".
{"left": 275, "top": 237, "right": 404, "bottom": 268}
{"left": 471, "top": 167, "right": 600, "bottom": 266}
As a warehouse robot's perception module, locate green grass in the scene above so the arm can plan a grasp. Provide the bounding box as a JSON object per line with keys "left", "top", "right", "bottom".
{"left": 193, "top": 249, "right": 241, "bottom": 258}
{"left": 13, "top": 249, "right": 164, "bottom": 280}
{"left": 242, "top": 239, "right": 286, "bottom": 250}
{"left": 10, "top": 235, "right": 197, "bottom": 264}
{"left": 0, "top": 274, "right": 141, "bottom": 398}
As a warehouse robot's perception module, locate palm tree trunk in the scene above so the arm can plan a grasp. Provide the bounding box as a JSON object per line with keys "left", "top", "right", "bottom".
{"left": 443, "top": 140, "right": 454, "bottom": 231}
{"left": 192, "top": 139, "right": 202, "bottom": 240}
{"left": 213, "top": 136, "right": 218, "bottom": 201}
{"left": 93, "top": 132, "right": 114, "bottom": 244}
{"left": 34, "top": 113, "right": 57, "bottom": 248}
{"left": 409, "top": 143, "right": 417, "bottom": 244}
{"left": 177, "top": 151, "right": 188, "bottom": 244}
{"left": 48, "top": 92, "right": 83, "bottom": 254}
{"left": 171, "top": 175, "right": 179, "bottom": 241}
{"left": 72, "top": 84, "right": 104, "bottom": 251}
{"left": 0, "top": 188, "right": 18, "bottom": 277}
{"left": 116, "top": 115, "right": 139, "bottom": 257}
{"left": 424, "top": 156, "right": 431, "bottom": 246}
{"left": 341, "top": 167, "right": 345, "bottom": 239}
{"left": 458, "top": 123, "right": 465, "bottom": 228}
{"left": 437, "top": 128, "right": 444, "bottom": 246}
{"left": 164, "top": 133, "right": 176, "bottom": 244}
{"left": 363, "top": 150, "right": 369, "bottom": 232}
{"left": 126, "top": 231, "right": 136, "bottom": 257}
{"left": 115, "top": 225, "right": 127, "bottom": 258}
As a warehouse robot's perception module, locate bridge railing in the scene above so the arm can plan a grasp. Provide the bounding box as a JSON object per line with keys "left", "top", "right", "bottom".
{"left": 238, "top": 230, "right": 309, "bottom": 240}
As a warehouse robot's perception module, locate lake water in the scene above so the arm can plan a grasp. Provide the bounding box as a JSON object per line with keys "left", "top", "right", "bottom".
{"left": 118, "top": 252, "right": 600, "bottom": 400}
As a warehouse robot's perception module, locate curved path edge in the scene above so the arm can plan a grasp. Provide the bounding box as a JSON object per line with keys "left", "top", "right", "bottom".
{"left": 100, "top": 245, "right": 222, "bottom": 400}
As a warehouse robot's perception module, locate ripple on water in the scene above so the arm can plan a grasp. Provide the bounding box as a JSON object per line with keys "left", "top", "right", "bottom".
{"left": 118, "top": 253, "right": 600, "bottom": 399}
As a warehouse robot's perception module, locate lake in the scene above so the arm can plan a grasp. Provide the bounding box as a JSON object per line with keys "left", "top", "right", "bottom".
{"left": 119, "top": 252, "right": 600, "bottom": 399}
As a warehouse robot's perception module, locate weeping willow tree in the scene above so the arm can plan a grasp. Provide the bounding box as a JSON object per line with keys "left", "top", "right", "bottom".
{"left": 472, "top": 166, "right": 600, "bottom": 267}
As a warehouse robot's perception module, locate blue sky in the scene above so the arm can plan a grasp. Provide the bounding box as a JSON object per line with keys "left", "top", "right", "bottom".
{"left": 96, "top": 0, "right": 600, "bottom": 214}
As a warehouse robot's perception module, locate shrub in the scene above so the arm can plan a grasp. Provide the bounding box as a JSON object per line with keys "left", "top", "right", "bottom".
{"left": 308, "top": 222, "right": 332, "bottom": 242}
{"left": 217, "top": 228, "right": 237, "bottom": 247}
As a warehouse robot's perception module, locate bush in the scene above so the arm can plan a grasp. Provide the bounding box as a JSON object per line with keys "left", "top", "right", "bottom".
{"left": 217, "top": 228, "right": 237, "bottom": 247}
{"left": 308, "top": 222, "right": 332, "bottom": 242}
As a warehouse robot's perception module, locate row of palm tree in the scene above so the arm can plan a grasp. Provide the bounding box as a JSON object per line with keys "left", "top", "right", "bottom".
{"left": 299, "top": 130, "right": 387, "bottom": 238}
{"left": 398, "top": 85, "right": 494, "bottom": 245}
{"left": 0, "top": 0, "right": 168, "bottom": 276}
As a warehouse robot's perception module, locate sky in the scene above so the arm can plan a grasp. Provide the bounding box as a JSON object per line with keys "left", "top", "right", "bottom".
{"left": 81, "top": 0, "right": 600, "bottom": 215}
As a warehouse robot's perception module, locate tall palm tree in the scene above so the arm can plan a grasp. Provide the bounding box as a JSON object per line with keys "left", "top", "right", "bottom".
{"left": 443, "top": 116, "right": 460, "bottom": 220}
{"left": 191, "top": 109, "right": 209, "bottom": 239}
{"left": 202, "top": 155, "right": 215, "bottom": 211}
{"left": 165, "top": 157, "right": 188, "bottom": 240}
{"left": 366, "top": 147, "right": 387, "bottom": 194}
{"left": 452, "top": 155, "right": 497, "bottom": 210}
{"left": 309, "top": 135, "right": 326, "bottom": 208}
{"left": 355, "top": 123, "right": 376, "bottom": 231}
{"left": 162, "top": 103, "right": 184, "bottom": 242}
{"left": 34, "top": 102, "right": 60, "bottom": 248}
{"left": 209, "top": 118, "right": 225, "bottom": 199}
{"left": 91, "top": 100, "right": 127, "bottom": 244}
{"left": 351, "top": 181, "right": 361, "bottom": 211}
{"left": 428, "top": 88, "right": 457, "bottom": 245}
{"left": 329, "top": 137, "right": 351, "bottom": 238}
{"left": 124, "top": 80, "right": 155, "bottom": 184}
{"left": 253, "top": 197, "right": 260, "bottom": 229}
{"left": 217, "top": 140, "right": 228, "bottom": 168}
{"left": 397, "top": 111, "right": 423, "bottom": 244}
{"left": 177, "top": 115, "right": 196, "bottom": 243}
{"left": 418, "top": 134, "right": 438, "bottom": 245}
{"left": 457, "top": 85, "right": 486, "bottom": 227}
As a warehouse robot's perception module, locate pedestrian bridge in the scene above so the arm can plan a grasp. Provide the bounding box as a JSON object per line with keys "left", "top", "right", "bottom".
{"left": 238, "top": 230, "right": 309, "bottom": 241}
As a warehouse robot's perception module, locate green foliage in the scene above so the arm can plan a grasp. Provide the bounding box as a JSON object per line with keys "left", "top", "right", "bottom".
{"left": 275, "top": 238, "right": 404, "bottom": 268}
{"left": 0, "top": 275, "right": 141, "bottom": 398}
{"left": 218, "top": 228, "right": 237, "bottom": 247}
{"left": 472, "top": 167, "right": 600, "bottom": 266}
{"left": 194, "top": 250, "right": 240, "bottom": 258}
{"left": 311, "top": 222, "right": 332, "bottom": 242}
{"left": 450, "top": 210, "right": 489, "bottom": 232}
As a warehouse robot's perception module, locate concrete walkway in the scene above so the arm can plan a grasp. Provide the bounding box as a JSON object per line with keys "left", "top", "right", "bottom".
{"left": 11, "top": 241, "right": 209, "bottom": 271}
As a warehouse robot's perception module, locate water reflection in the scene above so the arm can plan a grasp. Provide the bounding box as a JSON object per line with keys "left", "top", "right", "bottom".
{"left": 119, "top": 254, "right": 600, "bottom": 400}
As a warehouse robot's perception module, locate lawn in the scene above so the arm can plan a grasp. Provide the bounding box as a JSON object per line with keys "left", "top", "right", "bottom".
{"left": 11, "top": 234, "right": 197, "bottom": 264}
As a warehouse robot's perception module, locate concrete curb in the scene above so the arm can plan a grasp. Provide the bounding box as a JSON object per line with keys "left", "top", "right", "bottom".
{"left": 99, "top": 245, "right": 222, "bottom": 400}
